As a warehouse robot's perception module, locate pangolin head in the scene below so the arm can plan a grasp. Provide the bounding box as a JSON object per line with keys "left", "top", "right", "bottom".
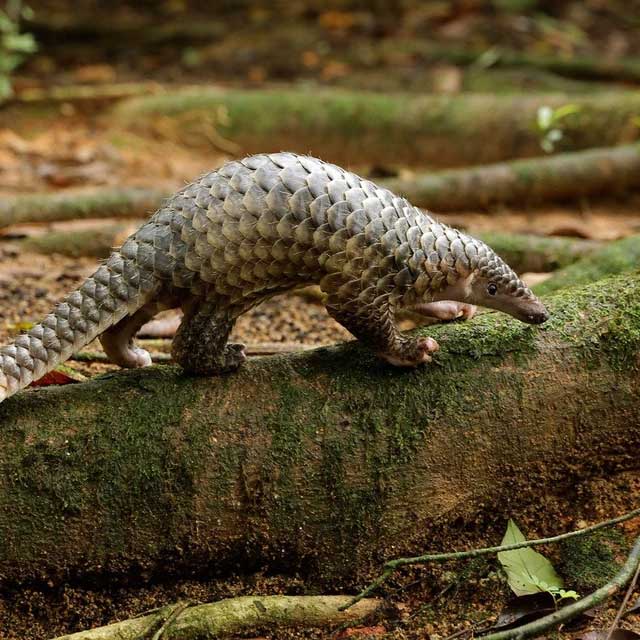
{"left": 414, "top": 225, "right": 550, "bottom": 325}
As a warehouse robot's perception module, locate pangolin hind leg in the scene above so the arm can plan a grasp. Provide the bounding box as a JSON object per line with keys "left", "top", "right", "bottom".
{"left": 325, "top": 294, "right": 439, "bottom": 367}
{"left": 99, "top": 303, "right": 159, "bottom": 368}
{"left": 171, "top": 298, "right": 246, "bottom": 375}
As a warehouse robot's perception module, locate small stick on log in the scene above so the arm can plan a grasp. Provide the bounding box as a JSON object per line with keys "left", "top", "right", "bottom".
{"left": 52, "top": 595, "right": 382, "bottom": 640}
{"left": 70, "top": 342, "right": 316, "bottom": 363}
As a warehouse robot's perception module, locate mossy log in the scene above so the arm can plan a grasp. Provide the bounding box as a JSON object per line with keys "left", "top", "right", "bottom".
{"left": 534, "top": 235, "right": 640, "bottom": 295}
{"left": 0, "top": 188, "right": 167, "bottom": 230}
{"left": 0, "top": 276, "right": 639, "bottom": 587}
{"left": 382, "top": 144, "right": 640, "bottom": 210}
{"left": 475, "top": 232, "right": 598, "bottom": 273}
{"left": 17, "top": 224, "right": 131, "bottom": 258}
{"left": 113, "top": 89, "right": 640, "bottom": 167}
{"left": 415, "top": 46, "right": 640, "bottom": 84}
{"left": 54, "top": 595, "right": 381, "bottom": 640}
{"left": 4, "top": 146, "right": 637, "bottom": 236}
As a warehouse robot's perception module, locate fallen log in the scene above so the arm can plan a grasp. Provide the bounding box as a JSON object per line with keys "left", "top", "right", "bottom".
{"left": 534, "top": 235, "right": 640, "bottom": 294}
{"left": 473, "top": 232, "right": 598, "bottom": 273}
{"left": 382, "top": 144, "right": 640, "bottom": 211}
{"left": 0, "top": 274, "right": 639, "bottom": 586}
{"left": 18, "top": 224, "right": 131, "bottom": 258}
{"left": 53, "top": 595, "right": 381, "bottom": 640}
{"left": 6, "top": 146, "right": 639, "bottom": 236}
{"left": 413, "top": 45, "right": 640, "bottom": 85}
{"left": 0, "top": 188, "right": 167, "bottom": 230}
{"left": 113, "top": 89, "right": 640, "bottom": 167}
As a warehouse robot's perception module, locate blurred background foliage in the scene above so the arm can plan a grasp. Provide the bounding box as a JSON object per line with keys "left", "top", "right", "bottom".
{"left": 11, "top": 0, "right": 640, "bottom": 94}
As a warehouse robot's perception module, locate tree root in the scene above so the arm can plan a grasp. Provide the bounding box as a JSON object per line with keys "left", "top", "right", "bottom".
{"left": 52, "top": 595, "right": 382, "bottom": 640}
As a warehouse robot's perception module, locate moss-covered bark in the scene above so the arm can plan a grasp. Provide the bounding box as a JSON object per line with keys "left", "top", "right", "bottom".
{"left": 382, "top": 144, "right": 640, "bottom": 210}
{"left": 475, "top": 232, "right": 598, "bottom": 273}
{"left": 19, "top": 225, "right": 130, "bottom": 258}
{"left": 0, "top": 188, "right": 167, "bottom": 229}
{"left": 0, "top": 275, "right": 639, "bottom": 587}
{"left": 113, "top": 89, "right": 640, "bottom": 167}
{"left": 413, "top": 46, "right": 640, "bottom": 84}
{"left": 534, "top": 235, "right": 640, "bottom": 294}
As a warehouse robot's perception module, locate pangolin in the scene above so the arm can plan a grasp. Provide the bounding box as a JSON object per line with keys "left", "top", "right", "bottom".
{"left": 0, "top": 152, "right": 549, "bottom": 403}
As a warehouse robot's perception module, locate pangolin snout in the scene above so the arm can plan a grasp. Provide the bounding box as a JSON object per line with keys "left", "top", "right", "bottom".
{"left": 525, "top": 310, "right": 549, "bottom": 324}
{"left": 522, "top": 306, "right": 550, "bottom": 325}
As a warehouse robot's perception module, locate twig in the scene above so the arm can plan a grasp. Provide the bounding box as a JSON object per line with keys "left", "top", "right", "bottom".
{"left": 443, "top": 616, "right": 495, "bottom": 640}
{"left": 341, "top": 507, "right": 640, "bottom": 610}
{"left": 70, "top": 342, "right": 318, "bottom": 363}
{"left": 478, "top": 533, "right": 640, "bottom": 640}
{"left": 606, "top": 556, "right": 640, "bottom": 640}
{"left": 150, "top": 601, "right": 192, "bottom": 640}
{"left": 71, "top": 350, "right": 172, "bottom": 363}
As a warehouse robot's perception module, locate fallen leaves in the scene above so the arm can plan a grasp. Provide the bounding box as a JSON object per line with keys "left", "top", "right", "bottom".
{"left": 29, "top": 363, "right": 86, "bottom": 387}
{"left": 497, "top": 519, "right": 567, "bottom": 597}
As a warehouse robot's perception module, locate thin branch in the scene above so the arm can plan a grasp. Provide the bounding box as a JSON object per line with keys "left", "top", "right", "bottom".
{"left": 478, "top": 533, "right": 640, "bottom": 640}
{"left": 341, "top": 507, "right": 640, "bottom": 610}
{"left": 606, "top": 556, "right": 640, "bottom": 640}
{"left": 52, "top": 595, "right": 382, "bottom": 640}
{"left": 150, "top": 601, "right": 192, "bottom": 640}
{"left": 70, "top": 350, "right": 172, "bottom": 363}
{"left": 70, "top": 342, "right": 317, "bottom": 363}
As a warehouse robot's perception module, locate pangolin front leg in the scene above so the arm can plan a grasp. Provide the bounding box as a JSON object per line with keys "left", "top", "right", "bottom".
{"left": 325, "top": 293, "right": 439, "bottom": 368}
{"left": 171, "top": 298, "right": 246, "bottom": 375}
{"left": 413, "top": 301, "right": 477, "bottom": 322}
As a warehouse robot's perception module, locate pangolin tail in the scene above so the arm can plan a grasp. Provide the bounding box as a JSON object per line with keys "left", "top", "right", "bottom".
{"left": 0, "top": 238, "right": 159, "bottom": 403}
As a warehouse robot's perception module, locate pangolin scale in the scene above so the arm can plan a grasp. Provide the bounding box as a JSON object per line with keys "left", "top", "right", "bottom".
{"left": 0, "top": 152, "right": 548, "bottom": 402}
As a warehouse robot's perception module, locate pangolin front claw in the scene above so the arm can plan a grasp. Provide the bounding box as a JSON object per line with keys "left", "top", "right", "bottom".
{"left": 378, "top": 336, "right": 439, "bottom": 368}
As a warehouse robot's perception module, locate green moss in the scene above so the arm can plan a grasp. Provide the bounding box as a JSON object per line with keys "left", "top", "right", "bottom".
{"left": 535, "top": 235, "right": 640, "bottom": 295}
{"left": 113, "top": 89, "right": 640, "bottom": 166}
{"left": 560, "top": 529, "right": 624, "bottom": 592}
{"left": 477, "top": 233, "right": 596, "bottom": 274}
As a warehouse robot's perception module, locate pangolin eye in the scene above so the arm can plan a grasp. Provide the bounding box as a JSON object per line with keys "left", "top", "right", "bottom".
{"left": 487, "top": 282, "right": 498, "bottom": 296}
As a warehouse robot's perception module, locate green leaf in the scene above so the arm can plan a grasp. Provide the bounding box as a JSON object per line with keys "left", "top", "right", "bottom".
{"left": 553, "top": 589, "right": 580, "bottom": 602}
{"left": 497, "top": 520, "right": 564, "bottom": 596}
{"left": 552, "top": 104, "right": 581, "bottom": 122}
